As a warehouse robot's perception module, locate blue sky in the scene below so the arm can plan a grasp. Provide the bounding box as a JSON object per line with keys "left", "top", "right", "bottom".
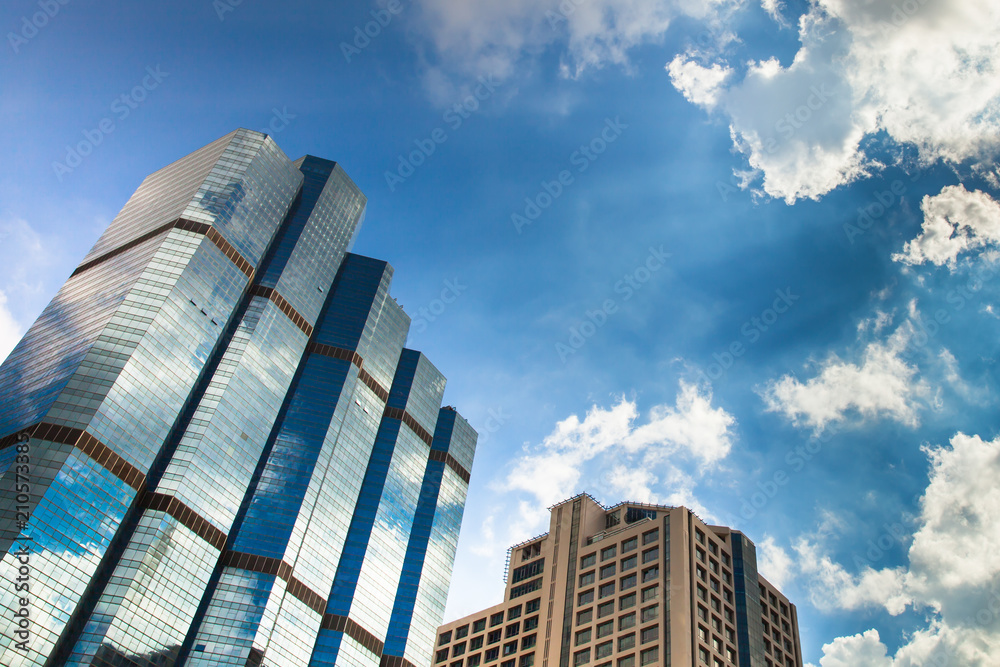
{"left": 3, "top": 0, "right": 1000, "bottom": 664}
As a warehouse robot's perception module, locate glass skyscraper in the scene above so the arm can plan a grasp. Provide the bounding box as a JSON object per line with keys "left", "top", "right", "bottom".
{"left": 0, "top": 128, "right": 477, "bottom": 667}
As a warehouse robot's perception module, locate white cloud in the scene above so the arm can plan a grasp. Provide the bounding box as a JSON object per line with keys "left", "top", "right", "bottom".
{"left": 803, "top": 432, "right": 1000, "bottom": 666}
{"left": 409, "top": 0, "right": 737, "bottom": 93}
{"left": 894, "top": 184, "right": 1000, "bottom": 268}
{"left": 503, "top": 380, "right": 735, "bottom": 510}
{"left": 757, "top": 535, "right": 795, "bottom": 589}
{"left": 0, "top": 290, "right": 23, "bottom": 365}
{"left": 666, "top": 56, "right": 732, "bottom": 108}
{"left": 760, "top": 326, "right": 927, "bottom": 430}
{"left": 761, "top": 0, "right": 787, "bottom": 25}
{"left": 669, "top": 1, "right": 1000, "bottom": 202}
{"left": 795, "top": 538, "right": 910, "bottom": 615}
{"left": 818, "top": 630, "right": 894, "bottom": 667}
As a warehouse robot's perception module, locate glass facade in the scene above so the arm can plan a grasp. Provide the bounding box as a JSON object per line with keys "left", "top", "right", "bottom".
{"left": 0, "top": 129, "right": 477, "bottom": 667}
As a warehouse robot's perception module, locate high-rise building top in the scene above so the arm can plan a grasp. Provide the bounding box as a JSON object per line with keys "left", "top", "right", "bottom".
{"left": 0, "top": 128, "right": 477, "bottom": 667}
{"left": 434, "top": 494, "right": 801, "bottom": 667}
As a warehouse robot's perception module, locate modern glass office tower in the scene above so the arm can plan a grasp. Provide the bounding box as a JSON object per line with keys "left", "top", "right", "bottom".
{"left": 0, "top": 129, "right": 477, "bottom": 667}
{"left": 434, "top": 495, "right": 802, "bottom": 667}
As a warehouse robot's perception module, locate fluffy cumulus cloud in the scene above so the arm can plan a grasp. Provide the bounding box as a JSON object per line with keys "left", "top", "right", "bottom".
{"left": 894, "top": 184, "right": 1000, "bottom": 267}
{"left": 669, "top": 0, "right": 1000, "bottom": 202}
{"left": 666, "top": 56, "right": 732, "bottom": 108}
{"left": 760, "top": 326, "right": 927, "bottom": 430}
{"left": 757, "top": 535, "right": 795, "bottom": 589}
{"left": 800, "top": 433, "right": 1000, "bottom": 665}
{"left": 503, "top": 380, "right": 735, "bottom": 510}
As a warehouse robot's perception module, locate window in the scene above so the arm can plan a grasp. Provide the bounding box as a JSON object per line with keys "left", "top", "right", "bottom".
{"left": 520, "top": 655, "right": 535, "bottom": 667}
{"left": 511, "top": 579, "right": 543, "bottom": 599}
{"left": 524, "top": 616, "right": 539, "bottom": 631}
{"left": 440, "top": 631, "right": 453, "bottom": 646}
{"left": 576, "top": 629, "right": 592, "bottom": 646}
{"left": 621, "top": 555, "right": 637, "bottom": 571}
{"left": 642, "top": 529, "right": 658, "bottom": 545}
{"left": 626, "top": 507, "right": 657, "bottom": 523}
{"left": 709, "top": 559, "right": 718, "bottom": 574}
{"left": 697, "top": 586, "right": 707, "bottom": 601}
{"left": 641, "top": 566, "right": 658, "bottom": 583}
{"left": 454, "top": 642, "right": 467, "bottom": 656}
{"left": 580, "top": 571, "right": 596, "bottom": 586}
{"left": 522, "top": 634, "right": 537, "bottom": 650}
{"left": 696, "top": 547, "right": 706, "bottom": 562}
{"left": 618, "top": 656, "right": 635, "bottom": 667}
{"left": 622, "top": 537, "right": 637, "bottom": 553}
{"left": 491, "top": 613, "right": 506, "bottom": 627}
{"left": 579, "top": 590, "right": 595, "bottom": 606}
{"left": 618, "top": 633, "right": 636, "bottom": 651}
{"left": 640, "top": 605, "right": 658, "bottom": 623}
{"left": 620, "top": 593, "right": 636, "bottom": 610}
{"left": 606, "top": 511, "right": 621, "bottom": 528}
{"left": 724, "top": 608, "right": 733, "bottom": 623}
{"left": 506, "top": 623, "right": 520, "bottom": 638}
{"left": 710, "top": 578, "right": 719, "bottom": 592}
{"left": 721, "top": 553, "right": 730, "bottom": 567}
{"left": 581, "top": 553, "right": 597, "bottom": 569}
{"left": 502, "top": 660, "right": 515, "bottom": 667}
{"left": 456, "top": 625, "right": 469, "bottom": 639}
{"left": 620, "top": 574, "right": 636, "bottom": 590}
{"left": 641, "top": 586, "right": 657, "bottom": 602}
{"left": 601, "top": 545, "right": 617, "bottom": 561}
{"left": 468, "top": 654, "right": 482, "bottom": 666}
{"left": 618, "top": 612, "right": 635, "bottom": 631}
{"left": 711, "top": 597, "right": 721, "bottom": 612}
{"left": 511, "top": 559, "right": 545, "bottom": 584}
{"left": 697, "top": 605, "right": 708, "bottom": 621}
{"left": 642, "top": 548, "right": 658, "bottom": 564}
{"left": 526, "top": 598, "right": 541, "bottom": 614}
{"left": 699, "top": 647, "right": 709, "bottom": 664}
{"left": 574, "top": 648, "right": 591, "bottom": 666}
{"left": 486, "top": 647, "right": 499, "bottom": 662}
{"left": 596, "top": 641, "right": 613, "bottom": 659}
{"left": 640, "top": 626, "right": 658, "bottom": 644}
{"left": 711, "top": 616, "right": 721, "bottom": 632}
{"left": 504, "top": 640, "right": 518, "bottom": 656}
{"left": 596, "top": 620, "right": 614, "bottom": 638}
{"left": 697, "top": 565, "right": 707, "bottom": 580}
{"left": 600, "top": 563, "right": 616, "bottom": 579}
{"left": 640, "top": 647, "right": 659, "bottom": 665}
{"left": 488, "top": 630, "right": 502, "bottom": 644}
{"left": 474, "top": 619, "right": 487, "bottom": 633}
{"left": 598, "top": 601, "right": 615, "bottom": 618}
{"left": 577, "top": 609, "right": 593, "bottom": 625}
{"left": 471, "top": 636, "right": 484, "bottom": 650}
{"left": 695, "top": 529, "right": 705, "bottom": 544}
{"left": 508, "top": 605, "right": 522, "bottom": 620}
{"left": 599, "top": 582, "right": 615, "bottom": 599}
{"left": 437, "top": 648, "right": 449, "bottom": 663}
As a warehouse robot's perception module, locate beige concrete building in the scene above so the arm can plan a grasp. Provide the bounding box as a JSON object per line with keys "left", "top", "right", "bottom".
{"left": 432, "top": 494, "right": 802, "bottom": 667}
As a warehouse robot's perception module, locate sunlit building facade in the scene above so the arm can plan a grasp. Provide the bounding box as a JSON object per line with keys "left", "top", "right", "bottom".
{"left": 434, "top": 495, "right": 801, "bottom": 667}
{"left": 0, "top": 128, "right": 476, "bottom": 667}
